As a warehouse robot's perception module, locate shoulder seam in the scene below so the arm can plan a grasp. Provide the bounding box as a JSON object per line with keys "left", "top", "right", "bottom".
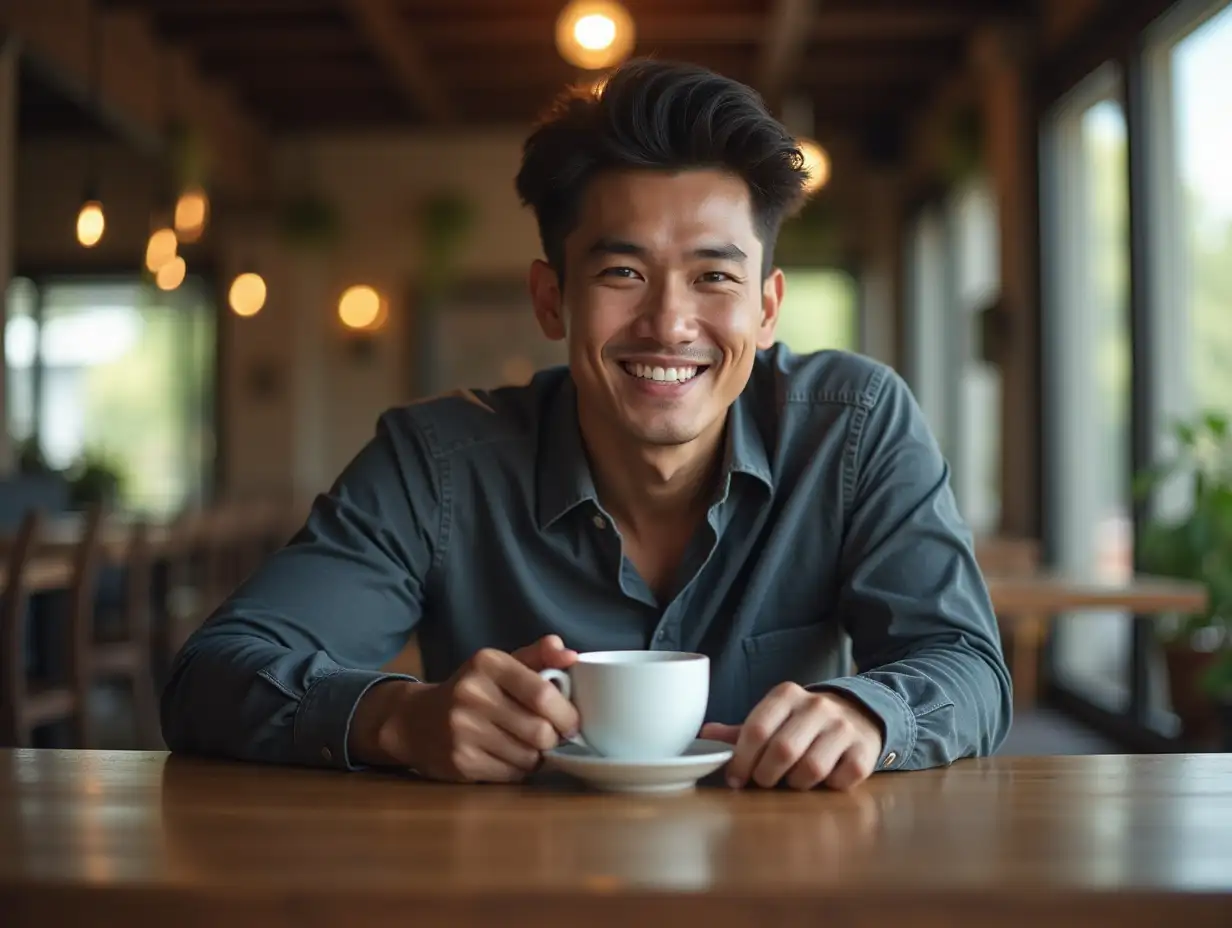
{"left": 840, "top": 364, "right": 892, "bottom": 514}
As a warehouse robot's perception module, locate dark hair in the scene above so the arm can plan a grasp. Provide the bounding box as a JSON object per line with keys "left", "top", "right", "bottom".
{"left": 515, "top": 58, "right": 809, "bottom": 279}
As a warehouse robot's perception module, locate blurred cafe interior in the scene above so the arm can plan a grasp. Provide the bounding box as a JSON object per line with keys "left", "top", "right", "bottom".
{"left": 0, "top": 0, "right": 1230, "bottom": 758}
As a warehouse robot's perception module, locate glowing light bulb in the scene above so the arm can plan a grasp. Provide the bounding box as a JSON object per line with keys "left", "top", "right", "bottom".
{"left": 156, "top": 255, "right": 187, "bottom": 291}
{"left": 574, "top": 14, "right": 616, "bottom": 51}
{"left": 798, "top": 138, "right": 831, "bottom": 194}
{"left": 228, "top": 273, "right": 267, "bottom": 318}
{"left": 338, "top": 285, "right": 383, "bottom": 330}
{"left": 76, "top": 201, "right": 106, "bottom": 248}
{"left": 555, "top": 1, "right": 635, "bottom": 70}
{"left": 175, "top": 187, "right": 209, "bottom": 243}
{"left": 145, "top": 228, "right": 178, "bottom": 273}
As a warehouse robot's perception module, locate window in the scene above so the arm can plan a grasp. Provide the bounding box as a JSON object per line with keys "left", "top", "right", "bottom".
{"left": 1141, "top": 0, "right": 1232, "bottom": 725}
{"left": 775, "top": 268, "right": 857, "bottom": 354}
{"left": 1042, "top": 66, "right": 1134, "bottom": 709}
{"left": 4, "top": 276, "right": 216, "bottom": 516}
{"left": 901, "top": 180, "right": 1001, "bottom": 537}
{"left": 948, "top": 179, "right": 1002, "bottom": 536}
{"left": 4, "top": 276, "right": 37, "bottom": 451}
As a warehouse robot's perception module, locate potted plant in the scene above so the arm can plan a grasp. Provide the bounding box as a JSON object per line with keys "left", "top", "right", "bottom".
{"left": 67, "top": 448, "right": 127, "bottom": 510}
{"left": 1134, "top": 412, "right": 1232, "bottom": 746}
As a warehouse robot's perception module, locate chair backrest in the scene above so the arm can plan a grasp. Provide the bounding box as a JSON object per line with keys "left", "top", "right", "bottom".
{"left": 975, "top": 536, "right": 1040, "bottom": 577}
{"left": 0, "top": 511, "right": 42, "bottom": 741}
{"left": 66, "top": 505, "right": 106, "bottom": 689}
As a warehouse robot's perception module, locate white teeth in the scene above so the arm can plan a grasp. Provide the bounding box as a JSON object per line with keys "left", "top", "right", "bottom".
{"left": 623, "top": 362, "right": 701, "bottom": 383}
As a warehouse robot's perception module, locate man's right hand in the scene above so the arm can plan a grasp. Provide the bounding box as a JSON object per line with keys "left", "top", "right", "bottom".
{"left": 349, "top": 635, "right": 580, "bottom": 782}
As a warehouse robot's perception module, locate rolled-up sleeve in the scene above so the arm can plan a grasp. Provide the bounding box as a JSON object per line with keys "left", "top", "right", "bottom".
{"left": 810, "top": 368, "right": 1013, "bottom": 771}
{"left": 160, "top": 409, "right": 441, "bottom": 769}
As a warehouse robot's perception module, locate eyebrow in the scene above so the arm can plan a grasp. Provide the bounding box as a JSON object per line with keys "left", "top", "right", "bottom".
{"left": 586, "top": 238, "right": 748, "bottom": 263}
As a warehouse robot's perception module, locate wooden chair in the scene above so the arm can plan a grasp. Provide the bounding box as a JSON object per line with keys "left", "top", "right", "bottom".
{"left": 0, "top": 510, "right": 91, "bottom": 748}
{"left": 975, "top": 535, "right": 1044, "bottom": 709}
{"left": 91, "top": 517, "right": 159, "bottom": 747}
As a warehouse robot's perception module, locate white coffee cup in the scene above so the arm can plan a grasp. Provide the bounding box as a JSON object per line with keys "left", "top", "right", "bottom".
{"left": 539, "top": 650, "right": 710, "bottom": 759}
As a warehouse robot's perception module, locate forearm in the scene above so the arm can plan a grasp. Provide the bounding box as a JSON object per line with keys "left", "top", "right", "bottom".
{"left": 160, "top": 614, "right": 414, "bottom": 770}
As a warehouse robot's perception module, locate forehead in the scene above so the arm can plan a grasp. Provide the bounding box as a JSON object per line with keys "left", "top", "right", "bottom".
{"left": 569, "top": 169, "right": 760, "bottom": 251}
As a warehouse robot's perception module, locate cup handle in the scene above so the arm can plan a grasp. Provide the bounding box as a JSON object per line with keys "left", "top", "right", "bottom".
{"left": 539, "top": 669, "right": 587, "bottom": 749}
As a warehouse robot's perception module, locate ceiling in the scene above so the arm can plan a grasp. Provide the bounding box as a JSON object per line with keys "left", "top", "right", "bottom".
{"left": 23, "top": 0, "right": 1031, "bottom": 138}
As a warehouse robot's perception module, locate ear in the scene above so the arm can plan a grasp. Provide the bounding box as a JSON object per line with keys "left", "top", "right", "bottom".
{"left": 757, "top": 267, "right": 784, "bottom": 350}
{"left": 529, "top": 260, "right": 566, "bottom": 341}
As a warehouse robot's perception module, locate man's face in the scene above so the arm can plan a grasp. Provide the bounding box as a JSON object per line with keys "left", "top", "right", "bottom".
{"left": 530, "top": 169, "right": 783, "bottom": 449}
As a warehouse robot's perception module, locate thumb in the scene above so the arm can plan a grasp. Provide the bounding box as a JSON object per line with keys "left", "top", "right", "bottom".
{"left": 512, "top": 634, "right": 578, "bottom": 672}
{"left": 700, "top": 722, "right": 741, "bottom": 744}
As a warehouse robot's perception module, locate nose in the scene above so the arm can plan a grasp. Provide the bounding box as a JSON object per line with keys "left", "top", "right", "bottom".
{"left": 640, "top": 274, "right": 698, "bottom": 346}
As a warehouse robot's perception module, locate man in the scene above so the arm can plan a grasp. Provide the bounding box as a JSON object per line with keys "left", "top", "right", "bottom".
{"left": 162, "top": 59, "right": 1011, "bottom": 791}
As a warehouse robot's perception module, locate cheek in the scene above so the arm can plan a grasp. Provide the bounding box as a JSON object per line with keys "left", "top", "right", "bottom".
{"left": 706, "top": 294, "right": 766, "bottom": 348}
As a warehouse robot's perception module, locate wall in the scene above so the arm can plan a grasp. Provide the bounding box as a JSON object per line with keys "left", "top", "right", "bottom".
{"left": 12, "top": 128, "right": 544, "bottom": 497}
{"left": 13, "top": 125, "right": 876, "bottom": 500}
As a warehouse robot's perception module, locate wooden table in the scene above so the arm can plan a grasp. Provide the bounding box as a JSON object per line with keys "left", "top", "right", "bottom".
{"left": 1, "top": 750, "right": 1230, "bottom": 927}
{"left": 986, "top": 573, "right": 1208, "bottom": 709}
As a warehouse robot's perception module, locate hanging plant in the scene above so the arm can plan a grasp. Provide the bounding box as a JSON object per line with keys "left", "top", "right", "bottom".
{"left": 277, "top": 190, "right": 343, "bottom": 251}
{"left": 417, "top": 190, "right": 476, "bottom": 295}
{"left": 939, "top": 104, "right": 984, "bottom": 185}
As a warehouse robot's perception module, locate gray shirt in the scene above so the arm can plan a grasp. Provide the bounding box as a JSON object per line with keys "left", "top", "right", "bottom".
{"left": 161, "top": 346, "right": 1012, "bottom": 773}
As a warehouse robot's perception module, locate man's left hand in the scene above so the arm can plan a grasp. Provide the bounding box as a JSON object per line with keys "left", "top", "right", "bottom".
{"left": 700, "top": 683, "right": 885, "bottom": 791}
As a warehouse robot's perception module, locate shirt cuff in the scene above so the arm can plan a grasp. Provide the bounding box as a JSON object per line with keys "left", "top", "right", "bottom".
{"left": 293, "top": 668, "right": 415, "bottom": 770}
{"left": 806, "top": 675, "right": 915, "bottom": 772}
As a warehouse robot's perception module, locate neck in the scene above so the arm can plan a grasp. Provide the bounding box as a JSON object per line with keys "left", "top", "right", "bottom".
{"left": 577, "top": 402, "right": 727, "bottom": 535}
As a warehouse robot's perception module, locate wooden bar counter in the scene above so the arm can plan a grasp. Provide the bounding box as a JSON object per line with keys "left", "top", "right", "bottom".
{"left": 1, "top": 750, "right": 1230, "bottom": 927}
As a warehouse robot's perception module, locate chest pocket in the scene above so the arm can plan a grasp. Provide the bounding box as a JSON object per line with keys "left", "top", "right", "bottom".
{"left": 742, "top": 621, "right": 850, "bottom": 705}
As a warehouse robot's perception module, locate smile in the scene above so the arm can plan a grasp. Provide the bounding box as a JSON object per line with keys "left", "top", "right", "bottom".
{"left": 620, "top": 362, "right": 707, "bottom": 383}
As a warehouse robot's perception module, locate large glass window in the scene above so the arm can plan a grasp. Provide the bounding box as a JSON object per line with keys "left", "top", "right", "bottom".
{"left": 775, "top": 268, "right": 857, "bottom": 353}
{"left": 4, "top": 276, "right": 215, "bottom": 516}
{"left": 948, "top": 179, "right": 1002, "bottom": 536}
{"left": 1042, "top": 67, "right": 1135, "bottom": 709}
{"left": 1140, "top": 0, "right": 1232, "bottom": 727}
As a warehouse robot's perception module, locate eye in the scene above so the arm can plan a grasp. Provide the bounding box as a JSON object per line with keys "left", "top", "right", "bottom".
{"left": 599, "top": 266, "right": 643, "bottom": 280}
{"left": 698, "top": 271, "right": 737, "bottom": 284}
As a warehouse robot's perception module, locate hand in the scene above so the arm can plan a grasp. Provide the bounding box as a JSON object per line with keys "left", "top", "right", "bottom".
{"left": 349, "top": 635, "right": 580, "bottom": 783}
{"left": 700, "top": 683, "right": 885, "bottom": 791}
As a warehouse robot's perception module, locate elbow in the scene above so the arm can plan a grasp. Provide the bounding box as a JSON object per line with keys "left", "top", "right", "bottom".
{"left": 981, "top": 643, "right": 1014, "bottom": 757}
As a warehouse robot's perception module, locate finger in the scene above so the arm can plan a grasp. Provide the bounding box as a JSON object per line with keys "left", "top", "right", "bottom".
{"left": 699, "top": 722, "right": 741, "bottom": 744}
{"left": 451, "top": 742, "right": 529, "bottom": 784}
{"left": 785, "top": 730, "right": 849, "bottom": 791}
{"left": 488, "top": 691, "right": 566, "bottom": 752}
{"left": 473, "top": 720, "right": 545, "bottom": 773}
{"left": 512, "top": 635, "right": 578, "bottom": 672}
{"left": 750, "top": 709, "right": 824, "bottom": 789}
{"left": 824, "top": 743, "right": 879, "bottom": 792}
{"left": 491, "top": 659, "right": 580, "bottom": 736}
{"left": 726, "top": 696, "right": 795, "bottom": 788}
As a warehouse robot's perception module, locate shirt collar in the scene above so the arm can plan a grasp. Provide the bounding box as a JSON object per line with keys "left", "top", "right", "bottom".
{"left": 535, "top": 375, "right": 774, "bottom": 531}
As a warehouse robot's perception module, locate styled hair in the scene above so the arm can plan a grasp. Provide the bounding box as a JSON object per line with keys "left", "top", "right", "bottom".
{"left": 515, "top": 58, "right": 809, "bottom": 279}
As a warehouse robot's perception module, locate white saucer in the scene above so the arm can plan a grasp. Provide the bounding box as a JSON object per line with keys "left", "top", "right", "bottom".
{"left": 542, "top": 738, "right": 734, "bottom": 794}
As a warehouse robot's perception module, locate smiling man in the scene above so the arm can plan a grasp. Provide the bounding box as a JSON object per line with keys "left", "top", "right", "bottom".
{"left": 162, "top": 60, "right": 1011, "bottom": 790}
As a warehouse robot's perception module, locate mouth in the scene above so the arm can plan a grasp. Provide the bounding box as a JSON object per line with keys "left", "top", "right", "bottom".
{"left": 619, "top": 361, "right": 709, "bottom": 384}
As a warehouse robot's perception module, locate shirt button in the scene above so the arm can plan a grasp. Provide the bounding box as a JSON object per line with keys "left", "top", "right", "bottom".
{"left": 882, "top": 752, "right": 897, "bottom": 768}
{"left": 321, "top": 747, "right": 333, "bottom": 763}
{"left": 592, "top": 514, "right": 606, "bottom": 529}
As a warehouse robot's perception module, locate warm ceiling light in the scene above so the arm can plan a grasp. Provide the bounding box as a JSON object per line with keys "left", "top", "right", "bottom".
{"left": 229, "top": 272, "right": 267, "bottom": 318}
{"left": 798, "top": 138, "right": 831, "bottom": 195}
{"left": 76, "top": 201, "right": 105, "bottom": 248}
{"left": 556, "top": 1, "right": 635, "bottom": 70}
{"left": 338, "top": 285, "right": 384, "bottom": 331}
{"left": 145, "top": 227, "right": 178, "bottom": 273}
{"left": 175, "top": 186, "right": 209, "bottom": 243}
{"left": 156, "top": 255, "right": 187, "bottom": 291}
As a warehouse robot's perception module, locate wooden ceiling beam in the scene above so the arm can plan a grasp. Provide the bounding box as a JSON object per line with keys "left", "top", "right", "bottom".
{"left": 341, "top": 0, "right": 450, "bottom": 122}
{"left": 1, "top": 0, "right": 268, "bottom": 196}
{"left": 756, "top": 0, "right": 819, "bottom": 104}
